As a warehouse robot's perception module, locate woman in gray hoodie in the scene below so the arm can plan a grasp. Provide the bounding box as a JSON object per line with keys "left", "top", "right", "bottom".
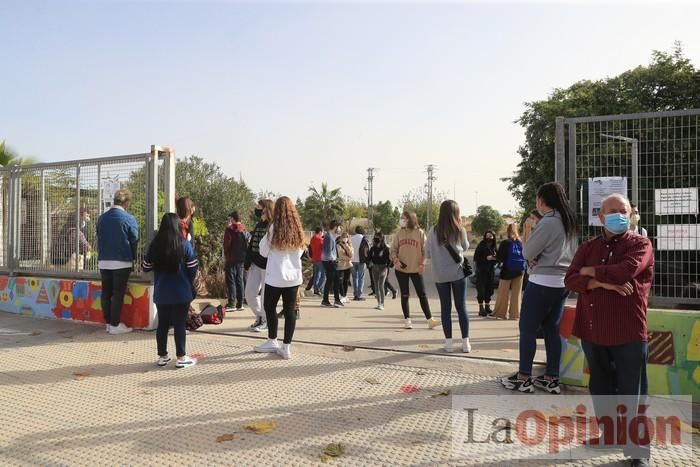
{"left": 501, "top": 182, "right": 576, "bottom": 395}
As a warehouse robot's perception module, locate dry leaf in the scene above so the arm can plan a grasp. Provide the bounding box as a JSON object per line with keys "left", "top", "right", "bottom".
{"left": 323, "top": 443, "right": 345, "bottom": 457}
{"left": 243, "top": 421, "right": 277, "bottom": 434}
{"left": 416, "top": 370, "right": 427, "bottom": 376}
{"left": 431, "top": 389, "right": 451, "bottom": 398}
{"left": 216, "top": 433, "right": 235, "bottom": 443}
{"left": 501, "top": 349, "right": 514, "bottom": 352}
{"left": 73, "top": 372, "right": 90, "bottom": 380}
{"left": 30, "top": 331, "right": 42, "bottom": 336}
{"left": 364, "top": 377, "right": 380, "bottom": 385}
{"left": 418, "top": 344, "right": 430, "bottom": 349}
{"left": 680, "top": 421, "right": 699, "bottom": 434}
{"left": 342, "top": 346, "right": 356, "bottom": 352}
{"left": 319, "top": 455, "right": 331, "bottom": 463}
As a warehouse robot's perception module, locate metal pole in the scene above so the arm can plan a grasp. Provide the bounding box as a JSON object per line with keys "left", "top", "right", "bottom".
{"left": 39, "top": 169, "right": 47, "bottom": 265}
{"left": 161, "top": 147, "right": 176, "bottom": 214}
{"left": 75, "top": 164, "right": 81, "bottom": 272}
{"left": 568, "top": 122, "right": 577, "bottom": 210}
{"left": 631, "top": 140, "right": 639, "bottom": 205}
{"left": 555, "top": 117, "right": 566, "bottom": 184}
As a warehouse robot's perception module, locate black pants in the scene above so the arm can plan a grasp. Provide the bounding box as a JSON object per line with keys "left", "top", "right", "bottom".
{"left": 582, "top": 340, "right": 650, "bottom": 458}
{"left": 475, "top": 267, "right": 495, "bottom": 304}
{"left": 225, "top": 262, "right": 245, "bottom": 307}
{"left": 100, "top": 268, "right": 132, "bottom": 326}
{"left": 156, "top": 303, "right": 188, "bottom": 357}
{"left": 322, "top": 261, "right": 340, "bottom": 303}
{"left": 339, "top": 268, "right": 351, "bottom": 297}
{"left": 264, "top": 284, "right": 299, "bottom": 344}
{"left": 395, "top": 270, "right": 431, "bottom": 320}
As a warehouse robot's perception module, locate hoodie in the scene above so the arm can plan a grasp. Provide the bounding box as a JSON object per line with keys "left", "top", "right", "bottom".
{"left": 224, "top": 222, "right": 248, "bottom": 265}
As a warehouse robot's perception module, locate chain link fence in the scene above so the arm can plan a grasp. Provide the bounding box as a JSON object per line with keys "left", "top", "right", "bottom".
{"left": 0, "top": 147, "right": 175, "bottom": 281}
{"left": 556, "top": 109, "right": 700, "bottom": 307}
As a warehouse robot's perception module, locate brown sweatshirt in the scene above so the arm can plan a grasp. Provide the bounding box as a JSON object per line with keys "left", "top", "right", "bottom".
{"left": 390, "top": 228, "right": 426, "bottom": 274}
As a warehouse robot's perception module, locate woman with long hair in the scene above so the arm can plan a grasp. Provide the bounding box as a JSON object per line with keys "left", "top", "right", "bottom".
{"left": 175, "top": 197, "right": 196, "bottom": 242}
{"left": 244, "top": 199, "right": 274, "bottom": 332}
{"left": 336, "top": 231, "right": 354, "bottom": 302}
{"left": 368, "top": 232, "right": 391, "bottom": 310}
{"left": 502, "top": 182, "right": 576, "bottom": 394}
{"left": 473, "top": 230, "right": 497, "bottom": 316}
{"left": 489, "top": 223, "right": 526, "bottom": 320}
{"left": 142, "top": 213, "right": 199, "bottom": 368}
{"left": 390, "top": 210, "right": 438, "bottom": 330}
{"left": 426, "top": 200, "right": 471, "bottom": 352}
{"left": 253, "top": 196, "right": 305, "bottom": 359}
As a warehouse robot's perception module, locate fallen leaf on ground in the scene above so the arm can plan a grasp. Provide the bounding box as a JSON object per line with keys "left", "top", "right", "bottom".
{"left": 418, "top": 344, "right": 430, "bottom": 349}
{"left": 680, "top": 421, "right": 700, "bottom": 434}
{"left": 319, "top": 455, "right": 331, "bottom": 463}
{"left": 30, "top": 331, "right": 42, "bottom": 336}
{"left": 342, "top": 346, "right": 356, "bottom": 352}
{"left": 243, "top": 421, "right": 277, "bottom": 434}
{"left": 416, "top": 370, "right": 427, "bottom": 375}
{"left": 72, "top": 372, "right": 91, "bottom": 380}
{"left": 400, "top": 385, "right": 420, "bottom": 394}
{"left": 500, "top": 349, "right": 514, "bottom": 352}
{"left": 323, "top": 443, "right": 345, "bottom": 457}
{"left": 363, "top": 377, "right": 380, "bottom": 385}
{"left": 431, "top": 390, "right": 451, "bottom": 398}
{"left": 216, "top": 433, "right": 235, "bottom": 443}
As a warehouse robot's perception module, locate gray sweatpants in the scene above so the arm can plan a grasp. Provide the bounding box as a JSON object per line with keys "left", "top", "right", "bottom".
{"left": 245, "top": 264, "right": 266, "bottom": 321}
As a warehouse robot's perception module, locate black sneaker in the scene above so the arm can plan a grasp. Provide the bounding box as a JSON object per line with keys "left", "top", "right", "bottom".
{"left": 533, "top": 376, "right": 561, "bottom": 394}
{"left": 333, "top": 301, "right": 344, "bottom": 308}
{"left": 501, "top": 373, "right": 534, "bottom": 393}
{"left": 320, "top": 301, "right": 333, "bottom": 307}
{"left": 277, "top": 310, "right": 284, "bottom": 318}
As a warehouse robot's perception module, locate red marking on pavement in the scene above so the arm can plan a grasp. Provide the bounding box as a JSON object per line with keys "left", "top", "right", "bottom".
{"left": 191, "top": 353, "right": 205, "bottom": 359}
{"left": 400, "top": 385, "right": 420, "bottom": 394}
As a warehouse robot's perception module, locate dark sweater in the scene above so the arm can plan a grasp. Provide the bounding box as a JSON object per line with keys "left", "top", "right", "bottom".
{"left": 245, "top": 221, "right": 269, "bottom": 270}
{"left": 473, "top": 240, "right": 497, "bottom": 268}
{"left": 368, "top": 245, "right": 391, "bottom": 266}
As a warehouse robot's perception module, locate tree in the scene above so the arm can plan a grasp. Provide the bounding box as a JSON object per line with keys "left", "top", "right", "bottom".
{"left": 471, "top": 205, "right": 504, "bottom": 236}
{"left": 372, "top": 200, "right": 400, "bottom": 234}
{"left": 344, "top": 198, "right": 368, "bottom": 220}
{"left": 301, "top": 183, "right": 345, "bottom": 228}
{"left": 0, "top": 140, "right": 37, "bottom": 166}
{"left": 399, "top": 187, "right": 449, "bottom": 229}
{"left": 503, "top": 44, "right": 700, "bottom": 213}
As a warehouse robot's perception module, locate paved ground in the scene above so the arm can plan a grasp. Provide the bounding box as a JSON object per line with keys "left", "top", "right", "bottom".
{"left": 2, "top": 312, "right": 696, "bottom": 466}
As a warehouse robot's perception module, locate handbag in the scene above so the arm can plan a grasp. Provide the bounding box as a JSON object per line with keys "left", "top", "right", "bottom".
{"left": 200, "top": 303, "right": 225, "bottom": 325}
{"left": 445, "top": 243, "right": 473, "bottom": 277}
{"left": 186, "top": 306, "right": 204, "bottom": 331}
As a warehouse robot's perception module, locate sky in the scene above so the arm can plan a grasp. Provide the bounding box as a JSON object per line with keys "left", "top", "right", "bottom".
{"left": 2, "top": 0, "right": 700, "bottom": 216}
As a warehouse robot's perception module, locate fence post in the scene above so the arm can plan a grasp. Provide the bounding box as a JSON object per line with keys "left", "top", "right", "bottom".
{"left": 161, "top": 147, "right": 176, "bottom": 214}
{"left": 555, "top": 117, "right": 566, "bottom": 185}
{"left": 75, "top": 164, "right": 81, "bottom": 273}
{"left": 147, "top": 146, "right": 160, "bottom": 247}
{"left": 567, "top": 122, "right": 577, "bottom": 211}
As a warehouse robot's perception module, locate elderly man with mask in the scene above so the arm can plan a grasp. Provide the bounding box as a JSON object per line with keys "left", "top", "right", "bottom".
{"left": 565, "top": 193, "right": 654, "bottom": 467}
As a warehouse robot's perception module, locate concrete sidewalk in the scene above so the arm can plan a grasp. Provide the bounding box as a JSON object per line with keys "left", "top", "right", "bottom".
{"left": 2, "top": 312, "right": 694, "bottom": 466}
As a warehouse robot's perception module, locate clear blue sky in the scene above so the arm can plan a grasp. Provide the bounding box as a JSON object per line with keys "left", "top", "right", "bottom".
{"left": 2, "top": 0, "right": 699, "bottom": 215}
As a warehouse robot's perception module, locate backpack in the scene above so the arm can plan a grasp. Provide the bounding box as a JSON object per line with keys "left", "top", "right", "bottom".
{"left": 200, "top": 304, "right": 225, "bottom": 325}
{"left": 359, "top": 237, "right": 370, "bottom": 264}
{"left": 186, "top": 306, "right": 204, "bottom": 331}
{"left": 505, "top": 240, "right": 527, "bottom": 272}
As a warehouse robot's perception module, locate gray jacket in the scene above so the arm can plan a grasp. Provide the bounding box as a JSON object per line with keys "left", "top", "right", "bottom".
{"left": 523, "top": 210, "right": 575, "bottom": 278}
{"left": 426, "top": 228, "right": 470, "bottom": 284}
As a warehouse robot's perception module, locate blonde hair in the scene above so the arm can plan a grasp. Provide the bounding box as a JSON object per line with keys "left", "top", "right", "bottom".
{"left": 270, "top": 196, "right": 305, "bottom": 250}
{"left": 113, "top": 189, "right": 131, "bottom": 206}
{"left": 507, "top": 223, "right": 521, "bottom": 242}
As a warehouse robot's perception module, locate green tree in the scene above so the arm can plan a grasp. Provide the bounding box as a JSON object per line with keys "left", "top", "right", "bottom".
{"left": 301, "top": 183, "right": 345, "bottom": 228}
{"left": 343, "top": 198, "right": 368, "bottom": 220}
{"left": 372, "top": 200, "right": 400, "bottom": 234}
{"left": 471, "top": 205, "right": 504, "bottom": 236}
{"left": 0, "top": 140, "right": 37, "bottom": 166}
{"left": 399, "top": 187, "right": 449, "bottom": 229}
{"left": 503, "top": 44, "right": 700, "bottom": 213}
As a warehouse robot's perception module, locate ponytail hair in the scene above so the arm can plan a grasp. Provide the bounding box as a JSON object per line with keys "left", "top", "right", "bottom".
{"left": 536, "top": 182, "right": 577, "bottom": 239}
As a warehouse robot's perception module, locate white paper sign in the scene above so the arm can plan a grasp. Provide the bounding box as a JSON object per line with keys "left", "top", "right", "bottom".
{"left": 656, "top": 224, "right": 699, "bottom": 251}
{"left": 654, "top": 188, "right": 698, "bottom": 215}
{"left": 102, "top": 180, "right": 121, "bottom": 204}
{"left": 588, "top": 177, "right": 628, "bottom": 226}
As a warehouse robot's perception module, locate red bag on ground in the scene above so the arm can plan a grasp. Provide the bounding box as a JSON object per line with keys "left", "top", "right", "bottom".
{"left": 200, "top": 304, "right": 224, "bottom": 325}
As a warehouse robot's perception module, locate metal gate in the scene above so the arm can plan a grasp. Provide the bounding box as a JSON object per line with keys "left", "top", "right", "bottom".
{"left": 0, "top": 145, "right": 175, "bottom": 280}
{"left": 555, "top": 109, "right": 700, "bottom": 307}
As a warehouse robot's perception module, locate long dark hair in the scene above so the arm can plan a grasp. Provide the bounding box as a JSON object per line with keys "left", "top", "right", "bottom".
{"left": 435, "top": 200, "right": 463, "bottom": 245}
{"left": 373, "top": 231, "right": 386, "bottom": 248}
{"left": 150, "top": 213, "right": 184, "bottom": 273}
{"left": 537, "top": 182, "right": 577, "bottom": 239}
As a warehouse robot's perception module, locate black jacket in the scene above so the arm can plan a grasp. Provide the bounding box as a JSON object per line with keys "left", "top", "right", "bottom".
{"left": 244, "top": 220, "right": 269, "bottom": 270}
{"left": 474, "top": 240, "right": 497, "bottom": 268}
{"left": 368, "top": 245, "right": 391, "bottom": 266}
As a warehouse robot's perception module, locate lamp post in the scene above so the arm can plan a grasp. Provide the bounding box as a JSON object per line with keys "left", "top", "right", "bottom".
{"left": 600, "top": 133, "right": 639, "bottom": 205}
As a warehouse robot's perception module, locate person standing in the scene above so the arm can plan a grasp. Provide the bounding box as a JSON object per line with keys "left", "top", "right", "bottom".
{"left": 254, "top": 197, "right": 306, "bottom": 360}
{"left": 308, "top": 227, "right": 325, "bottom": 295}
{"left": 96, "top": 189, "right": 138, "bottom": 335}
{"left": 473, "top": 231, "right": 497, "bottom": 317}
{"left": 368, "top": 232, "right": 392, "bottom": 310}
{"left": 350, "top": 226, "right": 369, "bottom": 300}
{"left": 176, "top": 197, "right": 195, "bottom": 242}
{"left": 223, "top": 210, "right": 247, "bottom": 312}
{"left": 426, "top": 200, "right": 471, "bottom": 353}
{"left": 390, "top": 210, "right": 438, "bottom": 330}
{"left": 488, "top": 223, "right": 526, "bottom": 320}
{"left": 336, "top": 231, "right": 354, "bottom": 302}
{"left": 565, "top": 193, "right": 653, "bottom": 467}
{"left": 245, "top": 199, "right": 274, "bottom": 332}
{"left": 142, "top": 213, "right": 199, "bottom": 368}
{"left": 522, "top": 209, "right": 544, "bottom": 291}
{"left": 502, "top": 182, "right": 576, "bottom": 395}
{"left": 630, "top": 203, "right": 648, "bottom": 237}
{"left": 321, "top": 220, "right": 343, "bottom": 308}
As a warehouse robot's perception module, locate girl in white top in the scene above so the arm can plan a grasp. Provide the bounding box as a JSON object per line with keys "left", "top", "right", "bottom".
{"left": 254, "top": 196, "right": 305, "bottom": 359}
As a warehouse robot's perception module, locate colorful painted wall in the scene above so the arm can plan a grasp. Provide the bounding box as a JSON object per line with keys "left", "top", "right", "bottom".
{"left": 0, "top": 275, "right": 156, "bottom": 329}
{"left": 560, "top": 306, "right": 700, "bottom": 400}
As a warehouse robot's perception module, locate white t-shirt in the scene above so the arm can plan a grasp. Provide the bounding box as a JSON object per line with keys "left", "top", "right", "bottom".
{"left": 351, "top": 234, "right": 364, "bottom": 263}
{"left": 259, "top": 225, "right": 303, "bottom": 288}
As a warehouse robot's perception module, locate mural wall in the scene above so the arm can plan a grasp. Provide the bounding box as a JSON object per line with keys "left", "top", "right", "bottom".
{"left": 0, "top": 275, "right": 155, "bottom": 329}
{"left": 560, "top": 306, "right": 700, "bottom": 400}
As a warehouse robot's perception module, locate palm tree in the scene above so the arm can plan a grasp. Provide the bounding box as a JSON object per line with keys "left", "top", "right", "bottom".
{"left": 303, "top": 183, "right": 345, "bottom": 227}
{"left": 0, "top": 140, "right": 34, "bottom": 166}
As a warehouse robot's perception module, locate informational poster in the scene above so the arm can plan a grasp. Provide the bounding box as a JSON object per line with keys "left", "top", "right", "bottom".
{"left": 102, "top": 180, "right": 121, "bottom": 211}
{"left": 654, "top": 188, "right": 699, "bottom": 215}
{"left": 588, "top": 177, "right": 628, "bottom": 226}
{"left": 656, "top": 224, "right": 700, "bottom": 251}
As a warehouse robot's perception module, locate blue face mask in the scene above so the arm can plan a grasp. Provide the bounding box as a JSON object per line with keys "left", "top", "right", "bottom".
{"left": 604, "top": 213, "right": 629, "bottom": 234}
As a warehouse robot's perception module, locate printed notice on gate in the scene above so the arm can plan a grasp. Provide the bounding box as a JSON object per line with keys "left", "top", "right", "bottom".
{"left": 655, "top": 188, "right": 699, "bottom": 216}
{"left": 588, "top": 177, "right": 628, "bottom": 226}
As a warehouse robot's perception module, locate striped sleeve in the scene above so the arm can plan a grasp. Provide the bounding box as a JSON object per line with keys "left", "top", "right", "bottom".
{"left": 141, "top": 246, "right": 153, "bottom": 272}
{"left": 184, "top": 241, "right": 198, "bottom": 284}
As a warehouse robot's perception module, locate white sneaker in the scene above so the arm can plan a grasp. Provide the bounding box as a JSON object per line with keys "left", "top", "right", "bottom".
{"left": 444, "top": 338, "right": 453, "bottom": 353}
{"left": 462, "top": 337, "right": 472, "bottom": 353}
{"left": 106, "top": 324, "right": 111, "bottom": 333}
{"left": 254, "top": 339, "right": 280, "bottom": 353}
{"left": 277, "top": 343, "right": 291, "bottom": 360}
{"left": 254, "top": 322, "right": 268, "bottom": 333}
{"left": 175, "top": 356, "right": 197, "bottom": 368}
{"left": 341, "top": 296, "right": 349, "bottom": 303}
{"left": 404, "top": 318, "right": 413, "bottom": 329}
{"left": 427, "top": 318, "right": 440, "bottom": 329}
{"left": 374, "top": 304, "right": 382, "bottom": 310}
{"left": 108, "top": 323, "right": 132, "bottom": 335}
{"left": 157, "top": 354, "right": 171, "bottom": 367}
{"left": 249, "top": 317, "right": 262, "bottom": 330}
{"left": 379, "top": 304, "right": 384, "bottom": 310}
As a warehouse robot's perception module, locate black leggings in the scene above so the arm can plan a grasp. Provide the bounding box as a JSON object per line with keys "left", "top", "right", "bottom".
{"left": 322, "top": 261, "right": 340, "bottom": 303}
{"left": 339, "top": 269, "right": 351, "bottom": 297}
{"left": 395, "top": 270, "right": 432, "bottom": 320}
{"left": 156, "top": 303, "right": 188, "bottom": 358}
{"left": 264, "top": 284, "right": 299, "bottom": 344}
{"left": 476, "top": 267, "right": 495, "bottom": 304}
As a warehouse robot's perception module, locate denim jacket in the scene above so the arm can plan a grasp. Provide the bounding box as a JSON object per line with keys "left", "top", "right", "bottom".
{"left": 96, "top": 207, "right": 139, "bottom": 262}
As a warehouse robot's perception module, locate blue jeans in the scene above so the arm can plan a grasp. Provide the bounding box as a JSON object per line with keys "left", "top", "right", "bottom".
{"left": 518, "top": 282, "right": 568, "bottom": 377}
{"left": 351, "top": 262, "right": 365, "bottom": 298}
{"left": 435, "top": 277, "right": 469, "bottom": 339}
{"left": 312, "top": 261, "right": 325, "bottom": 294}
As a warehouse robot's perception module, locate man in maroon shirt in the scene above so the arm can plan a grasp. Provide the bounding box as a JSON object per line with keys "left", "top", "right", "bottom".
{"left": 565, "top": 193, "right": 653, "bottom": 467}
